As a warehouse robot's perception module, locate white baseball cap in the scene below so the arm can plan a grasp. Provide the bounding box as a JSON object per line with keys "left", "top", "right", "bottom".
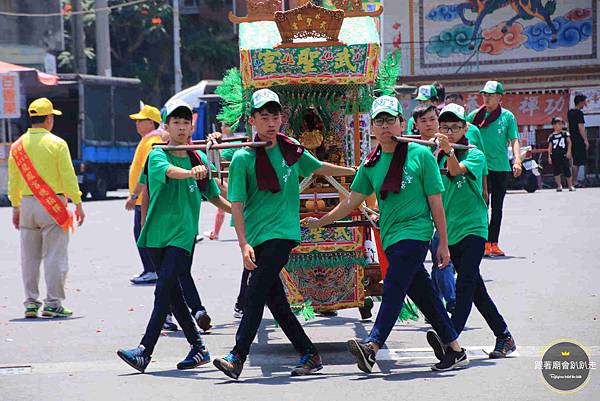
{"left": 251, "top": 89, "right": 281, "bottom": 109}
{"left": 439, "top": 103, "right": 466, "bottom": 121}
{"left": 370, "top": 95, "right": 403, "bottom": 119}
{"left": 162, "top": 99, "right": 193, "bottom": 122}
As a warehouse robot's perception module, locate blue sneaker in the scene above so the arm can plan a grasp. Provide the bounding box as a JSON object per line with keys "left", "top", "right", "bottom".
{"left": 489, "top": 334, "right": 516, "bottom": 359}
{"left": 213, "top": 353, "right": 244, "bottom": 380}
{"left": 117, "top": 346, "right": 151, "bottom": 373}
{"left": 290, "top": 352, "right": 323, "bottom": 376}
{"left": 177, "top": 345, "right": 210, "bottom": 370}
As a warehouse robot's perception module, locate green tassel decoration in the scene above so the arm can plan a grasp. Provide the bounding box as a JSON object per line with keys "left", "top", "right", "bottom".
{"left": 397, "top": 297, "right": 420, "bottom": 322}
{"left": 288, "top": 300, "right": 316, "bottom": 322}
{"left": 375, "top": 50, "right": 401, "bottom": 97}
{"left": 302, "top": 300, "right": 316, "bottom": 321}
{"left": 215, "top": 68, "right": 246, "bottom": 131}
{"left": 285, "top": 250, "right": 366, "bottom": 271}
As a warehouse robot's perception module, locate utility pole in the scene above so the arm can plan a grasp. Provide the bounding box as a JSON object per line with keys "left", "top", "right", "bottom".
{"left": 173, "top": 0, "right": 182, "bottom": 93}
{"left": 95, "top": 0, "right": 112, "bottom": 76}
{"left": 72, "top": 0, "right": 87, "bottom": 74}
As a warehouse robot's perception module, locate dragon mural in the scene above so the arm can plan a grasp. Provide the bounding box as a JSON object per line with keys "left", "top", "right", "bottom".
{"left": 424, "top": 0, "right": 594, "bottom": 58}
{"left": 455, "top": 0, "right": 558, "bottom": 49}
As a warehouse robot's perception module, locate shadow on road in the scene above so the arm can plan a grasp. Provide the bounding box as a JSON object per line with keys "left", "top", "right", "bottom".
{"left": 9, "top": 316, "right": 85, "bottom": 323}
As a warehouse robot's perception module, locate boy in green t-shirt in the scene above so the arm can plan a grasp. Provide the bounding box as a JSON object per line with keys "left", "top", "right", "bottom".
{"left": 117, "top": 100, "right": 231, "bottom": 374}
{"left": 303, "top": 96, "right": 469, "bottom": 373}
{"left": 212, "top": 89, "right": 357, "bottom": 380}
{"left": 466, "top": 81, "right": 521, "bottom": 257}
{"left": 428, "top": 103, "right": 515, "bottom": 360}
{"left": 411, "top": 104, "right": 457, "bottom": 318}
{"left": 406, "top": 84, "right": 439, "bottom": 135}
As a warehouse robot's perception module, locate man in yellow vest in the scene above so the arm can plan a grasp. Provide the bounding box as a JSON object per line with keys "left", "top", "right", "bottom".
{"left": 8, "top": 98, "right": 85, "bottom": 318}
{"left": 125, "top": 104, "right": 163, "bottom": 285}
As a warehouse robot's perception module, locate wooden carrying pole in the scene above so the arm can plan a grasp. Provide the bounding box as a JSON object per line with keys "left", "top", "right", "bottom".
{"left": 392, "top": 136, "right": 475, "bottom": 150}
{"left": 152, "top": 141, "right": 270, "bottom": 151}
{"left": 153, "top": 136, "right": 249, "bottom": 147}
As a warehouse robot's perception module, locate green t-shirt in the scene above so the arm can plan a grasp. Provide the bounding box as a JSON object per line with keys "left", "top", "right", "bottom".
{"left": 406, "top": 116, "right": 419, "bottom": 135}
{"left": 467, "top": 108, "right": 518, "bottom": 172}
{"left": 137, "top": 148, "right": 220, "bottom": 253}
{"left": 227, "top": 143, "right": 323, "bottom": 248}
{"left": 438, "top": 148, "right": 488, "bottom": 245}
{"left": 465, "top": 123, "right": 488, "bottom": 176}
{"left": 221, "top": 141, "right": 241, "bottom": 227}
{"left": 350, "top": 143, "right": 444, "bottom": 250}
{"left": 221, "top": 139, "right": 243, "bottom": 162}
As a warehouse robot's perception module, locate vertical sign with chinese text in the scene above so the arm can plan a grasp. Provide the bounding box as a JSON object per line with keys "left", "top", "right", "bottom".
{"left": 0, "top": 73, "right": 21, "bottom": 119}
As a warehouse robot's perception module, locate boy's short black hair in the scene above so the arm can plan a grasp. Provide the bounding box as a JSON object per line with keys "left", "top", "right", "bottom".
{"left": 574, "top": 94, "right": 587, "bottom": 106}
{"left": 30, "top": 115, "right": 48, "bottom": 125}
{"left": 166, "top": 106, "right": 193, "bottom": 124}
{"left": 551, "top": 116, "right": 564, "bottom": 125}
{"left": 251, "top": 102, "right": 282, "bottom": 116}
{"left": 153, "top": 121, "right": 160, "bottom": 129}
{"left": 445, "top": 93, "right": 464, "bottom": 104}
{"left": 412, "top": 104, "right": 438, "bottom": 121}
{"left": 432, "top": 81, "right": 445, "bottom": 102}
{"left": 438, "top": 112, "right": 466, "bottom": 125}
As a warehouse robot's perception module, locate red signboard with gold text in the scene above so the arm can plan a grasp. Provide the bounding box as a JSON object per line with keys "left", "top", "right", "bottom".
{"left": 463, "top": 93, "right": 569, "bottom": 126}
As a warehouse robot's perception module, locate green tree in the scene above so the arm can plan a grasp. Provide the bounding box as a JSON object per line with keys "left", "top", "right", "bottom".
{"left": 59, "top": 0, "right": 239, "bottom": 105}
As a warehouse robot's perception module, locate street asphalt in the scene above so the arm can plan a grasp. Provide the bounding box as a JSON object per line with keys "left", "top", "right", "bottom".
{"left": 0, "top": 188, "right": 598, "bottom": 401}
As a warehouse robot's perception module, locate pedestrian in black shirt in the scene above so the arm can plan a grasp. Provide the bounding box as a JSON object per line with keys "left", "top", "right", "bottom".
{"left": 547, "top": 117, "right": 574, "bottom": 192}
{"left": 567, "top": 95, "right": 588, "bottom": 186}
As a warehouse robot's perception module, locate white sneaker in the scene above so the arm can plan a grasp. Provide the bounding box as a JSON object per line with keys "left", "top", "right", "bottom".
{"left": 130, "top": 271, "right": 158, "bottom": 284}
{"left": 162, "top": 314, "right": 178, "bottom": 331}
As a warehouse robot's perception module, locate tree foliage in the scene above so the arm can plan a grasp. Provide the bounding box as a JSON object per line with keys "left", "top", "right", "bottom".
{"left": 59, "top": 0, "right": 239, "bottom": 105}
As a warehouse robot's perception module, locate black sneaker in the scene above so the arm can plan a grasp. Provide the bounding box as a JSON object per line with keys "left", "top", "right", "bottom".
{"left": 489, "top": 334, "right": 516, "bottom": 359}
{"left": 194, "top": 309, "right": 212, "bottom": 332}
{"left": 162, "top": 314, "right": 178, "bottom": 331}
{"left": 426, "top": 330, "right": 445, "bottom": 361}
{"left": 290, "top": 352, "right": 323, "bottom": 376}
{"left": 117, "top": 346, "right": 151, "bottom": 373}
{"left": 358, "top": 297, "right": 374, "bottom": 320}
{"left": 346, "top": 339, "right": 376, "bottom": 373}
{"left": 213, "top": 353, "right": 244, "bottom": 380}
{"left": 177, "top": 345, "right": 210, "bottom": 370}
{"left": 431, "top": 348, "right": 469, "bottom": 371}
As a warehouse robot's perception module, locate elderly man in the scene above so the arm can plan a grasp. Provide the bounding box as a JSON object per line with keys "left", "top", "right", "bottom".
{"left": 8, "top": 98, "right": 85, "bottom": 318}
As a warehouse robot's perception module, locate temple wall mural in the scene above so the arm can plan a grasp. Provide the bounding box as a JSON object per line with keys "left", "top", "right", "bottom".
{"left": 381, "top": 0, "right": 598, "bottom": 76}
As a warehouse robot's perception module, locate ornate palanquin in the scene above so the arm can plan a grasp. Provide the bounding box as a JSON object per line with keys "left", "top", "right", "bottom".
{"left": 221, "top": 1, "right": 395, "bottom": 314}
{"left": 237, "top": 10, "right": 380, "bottom": 88}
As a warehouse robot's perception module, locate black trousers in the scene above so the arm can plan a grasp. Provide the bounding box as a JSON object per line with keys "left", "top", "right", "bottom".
{"left": 232, "top": 239, "right": 316, "bottom": 360}
{"left": 450, "top": 235, "right": 508, "bottom": 337}
{"left": 179, "top": 245, "right": 205, "bottom": 316}
{"left": 133, "top": 206, "right": 155, "bottom": 273}
{"left": 140, "top": 246, "right": 203, "bottom": 355}
{"left": 487, "top": 171, "right": 510, "bottom": 243}
{"left": 236, "top": 268, "right": 251, "bottom": 310}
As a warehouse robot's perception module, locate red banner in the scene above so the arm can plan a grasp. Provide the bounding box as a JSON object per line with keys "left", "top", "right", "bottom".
{"left": 464, "top": 93, "right": 569, "bottom": 126}
{"left": 11, "top": 139, "right": 73, "bottom": 232}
